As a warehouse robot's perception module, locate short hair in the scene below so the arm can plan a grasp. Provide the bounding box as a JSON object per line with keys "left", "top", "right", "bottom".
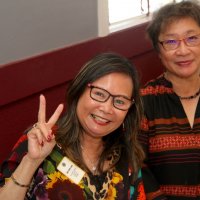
{"left": 147, "top": 0, "right": 200, "bottom": 51}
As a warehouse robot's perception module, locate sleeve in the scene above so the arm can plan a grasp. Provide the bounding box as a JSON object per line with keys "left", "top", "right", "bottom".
{"left": 0, "top": 134, "right": 28, "bottom": 187}
{"left": 139, "top": 117, "right": 167, "bottom": 200}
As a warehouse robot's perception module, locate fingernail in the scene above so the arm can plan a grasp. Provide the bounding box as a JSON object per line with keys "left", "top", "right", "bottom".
{"left": 47, "top": 135, "right": 52, "bottom": 142}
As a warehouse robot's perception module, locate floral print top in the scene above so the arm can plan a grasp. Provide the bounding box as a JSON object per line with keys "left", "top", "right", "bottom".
{"left": 0, "top": 134, "right": 146, "bottom": 200}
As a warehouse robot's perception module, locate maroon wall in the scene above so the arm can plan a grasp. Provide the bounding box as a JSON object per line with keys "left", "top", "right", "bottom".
{"left": 0, "top": 22, "right": 163, "bottom": 163}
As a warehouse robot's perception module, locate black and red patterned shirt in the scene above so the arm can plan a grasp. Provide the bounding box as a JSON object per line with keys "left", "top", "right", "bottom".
{"left": 139, "top": 74, "right": 200, "bottom": 200}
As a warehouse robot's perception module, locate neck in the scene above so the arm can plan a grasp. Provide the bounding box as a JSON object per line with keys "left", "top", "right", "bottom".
{"left": 80, "top": 136, "right": 104, "bottom": 174}
{"left": 178, "top": 88, "right": 200, "bottom": 100}
{"left": 80, "top": 134, "right": 103, "bottom": 152}
{"left": 164, "top": 72, "right": 200, "bottom": 98}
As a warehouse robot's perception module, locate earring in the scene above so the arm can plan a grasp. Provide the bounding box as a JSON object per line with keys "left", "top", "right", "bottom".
{"left": 122, "top": 123, "right": 125, "bottom": 132}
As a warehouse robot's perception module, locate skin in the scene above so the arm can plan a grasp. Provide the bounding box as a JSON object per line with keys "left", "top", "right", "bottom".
{"left": 159, "top": 17, "right": 200, "bottom": 81}
{"left": 77, "top": 72, "right": 133, "bottom": 146}
{"left": 27, "top": 95, "right": 64, "bottom": 160}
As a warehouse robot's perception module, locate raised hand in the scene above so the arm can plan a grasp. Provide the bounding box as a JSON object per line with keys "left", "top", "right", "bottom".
{"left": 27, "top": 94, "right": 64, "bottom": 161}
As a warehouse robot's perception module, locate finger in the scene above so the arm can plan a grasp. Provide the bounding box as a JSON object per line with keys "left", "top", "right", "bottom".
{"left": 34, "top": 128, "right": 44, "bottom": 146}
{"left": 37, "top": 123, "right": 53, "bottom": 142}
{"left": 47, "top": 104, "right": 64, "bottom": 128}
{"left": 28, "top": 127, "right": 44, "bottom": 146}
{"left": 38, "top": 94, "right": 46, "bottom": 123}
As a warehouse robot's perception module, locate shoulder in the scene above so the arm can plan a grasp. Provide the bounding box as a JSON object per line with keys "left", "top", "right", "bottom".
{"left": 141, "top": 74, "right": 173, "bottom": 97}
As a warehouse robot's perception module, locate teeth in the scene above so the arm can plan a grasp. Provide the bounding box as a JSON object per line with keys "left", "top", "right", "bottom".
{"left": 92, "top": 114, "right": 108, "bottom": 123}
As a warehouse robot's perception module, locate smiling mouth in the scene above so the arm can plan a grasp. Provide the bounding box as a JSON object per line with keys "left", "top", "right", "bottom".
{"left": 176, "top": 60, "right": 192, "bottom": 66}
{"left": 91, "top": 114, "right": 110, "bottom": 123}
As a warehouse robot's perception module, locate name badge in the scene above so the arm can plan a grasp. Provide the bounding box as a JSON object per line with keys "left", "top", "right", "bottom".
{"left": 57, "top": 157, "right": 85, "bottom": 184}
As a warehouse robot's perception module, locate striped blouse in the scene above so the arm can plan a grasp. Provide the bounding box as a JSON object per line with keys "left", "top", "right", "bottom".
{"left": 139, "top": 74, "right": 200, "bottom": 200}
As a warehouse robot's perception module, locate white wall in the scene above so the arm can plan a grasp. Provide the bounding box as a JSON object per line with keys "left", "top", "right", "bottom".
{"left": 0, "top": 0, "right": 98, "bottom": 65}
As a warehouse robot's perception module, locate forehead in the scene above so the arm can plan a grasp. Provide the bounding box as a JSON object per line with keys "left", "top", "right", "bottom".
{"left": 160, "top": 17, "right": 200, "bottom": 37}
{"left": 92, "top": 73, "right": 133, "bottom": 96}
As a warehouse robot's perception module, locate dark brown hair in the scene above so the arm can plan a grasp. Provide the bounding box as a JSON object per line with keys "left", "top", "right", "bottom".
{"left": 56, "top": 52, "right": 144, "bottom": 179}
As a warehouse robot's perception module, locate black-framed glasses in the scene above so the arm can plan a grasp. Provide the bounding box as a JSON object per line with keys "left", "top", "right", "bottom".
{"left": 159, "top": 34, "right": 200, "bottom": 51}
{"left": 88, "top": 83, "right": 134, "bottom": 111}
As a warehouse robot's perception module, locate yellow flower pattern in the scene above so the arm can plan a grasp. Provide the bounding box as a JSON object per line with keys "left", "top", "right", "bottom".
{"left": 105, "top": 172, "right": 123, "bottom": 200}
{"left": 46, "top": 169, "right": 123, "bottom": 199}
{"left": 111, "top": 172, "right": 123, "bottom": 184}
{"left": 46, "top": 171, "right": 84, "bottom": 189}
{"left": 105, "top": 184, "right": 117, "bottom": 200}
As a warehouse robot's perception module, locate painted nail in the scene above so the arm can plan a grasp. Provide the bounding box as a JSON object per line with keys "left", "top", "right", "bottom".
{"left": 47, "top": 135, "right": 51, "bottom": 142}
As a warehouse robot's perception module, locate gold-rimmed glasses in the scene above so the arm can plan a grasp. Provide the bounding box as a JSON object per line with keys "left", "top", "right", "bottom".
{"left": 159, "top": 34, "right": 200, "bottom": 51}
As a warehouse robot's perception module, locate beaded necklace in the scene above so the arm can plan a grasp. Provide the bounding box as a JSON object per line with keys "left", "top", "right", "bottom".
{"left": 178, "top": 88, "right": 200, "bottom": 100}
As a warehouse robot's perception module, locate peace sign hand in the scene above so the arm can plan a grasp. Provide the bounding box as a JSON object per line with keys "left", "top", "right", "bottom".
{"left": 27, "top": 94, "right": 64, "bottom": 162}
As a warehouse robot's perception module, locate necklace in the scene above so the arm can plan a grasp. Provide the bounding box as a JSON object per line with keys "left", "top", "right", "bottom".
{"left": 178, "top": 88, "right": 200, "bottom": 100}
{"left": 81, "top": 145, "right": 99, "bottom": 174}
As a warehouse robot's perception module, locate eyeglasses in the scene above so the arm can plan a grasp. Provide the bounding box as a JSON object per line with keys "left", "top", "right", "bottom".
{"left": 159, "top": 34, "right": 200, "bottom": 51}
{"left": 88, "top": 84, "right": 134, "bottom": 111}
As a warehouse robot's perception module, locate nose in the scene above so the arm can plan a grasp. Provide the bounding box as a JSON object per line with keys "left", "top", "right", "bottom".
{"left": 100, "top": 96, "right": 114, "bottom": 114}
{"left": 176, "top": 40, "right": 190, "bottom": 55}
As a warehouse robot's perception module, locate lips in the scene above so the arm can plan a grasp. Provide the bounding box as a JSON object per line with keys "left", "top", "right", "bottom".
{"left": 176, "top": 60, "right": 193, "bottom": 66}
{"left": 91, "top": 114, "right": 110, "bottom": 124}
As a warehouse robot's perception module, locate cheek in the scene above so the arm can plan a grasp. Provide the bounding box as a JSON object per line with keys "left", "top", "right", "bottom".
{"left": 159, "top": 52, "right": 173, "bottom": 65}
{"left": 195, "top": 51, "right": 200, "bottom": 62}
{"left": 115, "top": 111, "right": 128, "bottom": 123}
{"left": 77, "top": 96, "right": 96, "bottom": 117}
{"left": 76, "top": 97, "right": 88, "bottom": 118}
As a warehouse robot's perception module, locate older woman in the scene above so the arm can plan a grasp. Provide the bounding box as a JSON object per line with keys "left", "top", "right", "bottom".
{"left": 140, "top": 1, "right": 200, "bottom": 199}
{"left": 0, "top": 52, "right": 145, "bottom": 199}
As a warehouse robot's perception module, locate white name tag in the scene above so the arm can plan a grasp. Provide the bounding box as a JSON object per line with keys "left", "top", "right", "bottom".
{"left": 57, "top": 157, "right": 85, "bottom": 184}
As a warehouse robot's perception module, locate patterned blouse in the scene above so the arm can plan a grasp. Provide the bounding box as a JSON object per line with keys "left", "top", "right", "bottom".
{"left": 0, "top": 134, "right": 146, "bottom": 200}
